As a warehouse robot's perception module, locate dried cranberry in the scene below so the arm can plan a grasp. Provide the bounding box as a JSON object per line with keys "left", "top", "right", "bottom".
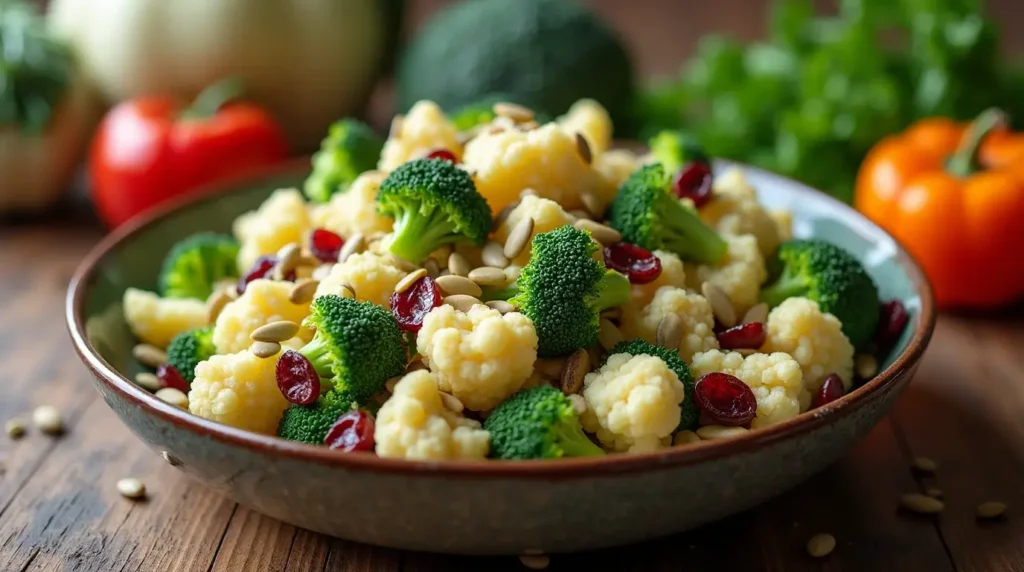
{"left": 716, "top": 322, "right": 766, "bottom": 350}
{"left": 693, "top": 372, "right": 757, "bottom": 427}
{"left": 876, "top": 300, "right": 909, "bottom": 347}
{"left": 603, "top": 242, "right": 663, "bottom": 284}
{"left": 426, "top": 149, "right": 458, "bottom": 164}
{"left": 237, "top": 255, "right": 277, "bottom": 295}
{"left": 390, "top": 275, "right": 443, "bottom": 333}
{"left": 812, "top": 373, "right": 845, "bottom": 409}
{"left": 324, "top": 409, "right": 375, "bottom": 452}
{"left": 309, "top": 228, "right": 344, "bottom": 263}
{"left": 157, "top": 364, "right": 189, "bottom": 392}
{"left": 276, "top": 350, "right": 320, "bottom": 405}
{"left": 671, "top": 162, "right": 714, "bottom": 208}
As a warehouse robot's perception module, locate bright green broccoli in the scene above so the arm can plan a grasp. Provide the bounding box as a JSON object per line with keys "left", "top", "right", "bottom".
{"left": 609, "top": 164, "right": 727, "bottom": 265}
{"left": 158, "top": 233, "right": 241, "bottom": 300}
{"left": 647, "top": 130, "right": 709, "bottom": 174}
{"left": 304, "top": 118, "right": 385, "bottom": 203}
{"left": 296, "top": 295, "right": 407, "bottom": 403}
{"left": 483, "top": 225, "right": 631, "bottom": 357}
{"left": 375, "top": 158, "right": 492, "bottom": 263}
{"left": 760, "top": 238, "right": 880, "bottom": 348}
{"left": 165, "top": 326, "right": 215, "bottom": 384}
{"left": 609, "top": 339, "right": 698, "bottom": 431}
{"left": 276, "top": 389, "right": 357, "bottom": 444}
{"left": 484, "top": 385, "right": 604, "bottom": 460}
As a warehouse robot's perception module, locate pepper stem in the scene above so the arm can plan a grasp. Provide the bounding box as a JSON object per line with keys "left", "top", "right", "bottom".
{"left": 946, "top": 108, "right": 1007, "bottom": 177}
{"left": 179, "top": 77, "right": 246, "bottom": 121}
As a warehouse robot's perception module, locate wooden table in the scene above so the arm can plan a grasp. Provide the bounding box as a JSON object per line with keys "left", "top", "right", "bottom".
{"left": 0, "top": 209, "right": 1022, "bottom": 572}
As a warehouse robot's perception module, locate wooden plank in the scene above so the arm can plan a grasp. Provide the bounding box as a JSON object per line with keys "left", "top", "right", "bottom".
{"left": 284, "top": 529, "right": 331, "bottom": 571}
{"left": 209, "top": 508, "right": 297, "bottom": 572}
{"left": 322, "top": 538, "right": 401, "bottom": 572}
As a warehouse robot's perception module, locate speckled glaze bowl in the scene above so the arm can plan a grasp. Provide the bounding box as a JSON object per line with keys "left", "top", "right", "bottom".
{"left": 66, "top": 159, "right": 935, "bottom": 555}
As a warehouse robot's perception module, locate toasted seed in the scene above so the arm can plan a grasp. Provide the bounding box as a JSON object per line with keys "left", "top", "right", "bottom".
{"left": 656, "top": 314, "right": 684, "bottom": 351}
{"left": 926, "top": 487, "right": 943, "bottom": 498}
{"left": 439, "top": 392, "right": 465, "bottom": 413}
{"left": 701, "top": 282, "right": 737, "bottom": 327}
{"left": 855, "top": 353, "right": 879, "bottom": 379}
{"left": 520, "top": 120, "right": 540, "bottom": 131}
{"left": 251, "top": 321, "right": 300, "bottom": 343}
{"left": 806, "top": 533, "right": 836, "bottom": 558}
{"left": 486, "top": 300, "right": 515, "bottom": 314}
{"left": 337, "top": 234, "right": 365, "bottom": 263}
{"left": 742, "top": 303, "right": 768, "bottom": 325}
{"left": 492, "top": 115, "right": 517, "bottom": 130}
{"left": 436, "top": 275, "right": 483, "bottom": 298}
{"left": 273, "top": 243, "right": 302, "bottom": 280}
{"left": 568, "top": 209, "right": 592, "bottom": 221}
{"left": 696, "top": 425, "right": 748, "bottom": 440}
{"left": 536, "top": 357, "right": 566, "bottom": 379}
{"left": 312, "top": 264, "right": 334, "bottom": 282}
{"left": 519, "top": 554, "right": 550, "bottom": 570}
{"left": 503, "top": 216, "right": 534, "bottom": 260}
{"left": 673, "top": 430, "right": 701, "bottom": 446}
{"left": 134, "top": 372, "right": 161, "bottom": 392}
{"left": 573, "top": 219, "right": 621, "bottom": 246}
{"left": 206, "top": 290, "right": 232, "bottom": 324}
{"left": 900, "top": 493, "right": 944, "bottom": 514}
{"left": 448, "top": 252, "right": 472, "bottom": 277}
{"left": 559, "top": 350, "right": 590, "bottom": 395}
{"left": 492, "top": 203, "right": 518, "bottom": 231}
{"left": 395, "top": 268, "right": 428, "bottom": 294}
{"left": 250, "top": 341, "right": 282, "bottom": 359}
{"left": 444, "top": 294, "right": 482, "bottom": 313}
{"left": 296, "top": 253, "right": 321, "bottom": 268}
{"left": 339, "top": 283, "right": 356, "bottom": 299}
{"left": 132, "top": 344, "right": 167, "bottom": 369}
{"left": 468, "top": 266, "right": 508, "bottom": 286}
{"left": 567, "top": 394, "right": 588, "bottom": 415}
{"left": 289, "top": 279, "right": 319, "bottom": 304}
{"left": 504, "top": 265, "right": 522, "bottom": 283}
{"left": 424, "top": 258, "right": 441, "bottom": 278}
{"left": 155, "top": 388, "right": 188, "bottom": 409}
{"left": 389, "top": 115, "right": 404, "bottom": 138}
{"left": 911, "top": 456, "right": 938, "bottom": 474}
{"left": 580, "top": 191, "right": 603, "bottom": 218}
{"left": 494, "top": 102, "right": 535, "bottom": 123}
{"left": 32, "top": 406, "right": 63, "bottom": 435}
{"left": 976, "top": 501, "right": 1007, "bottom": 519}
{"left": 5, "top": 419, "right": 25, "bottom": 439}
{"left": 598, "top": 319, "right": 624, "bottom": 351}
{"left": 482, "top": 241, "right": 510, "bottom": 268}
{"left": 117, "top": 477, "right": 147, "bottom": 500}
{"left": 575, "top": 132, "right": 592, "bottom": 165}
{"left": 388, "top": 253, "right": 419, "bottom": 272}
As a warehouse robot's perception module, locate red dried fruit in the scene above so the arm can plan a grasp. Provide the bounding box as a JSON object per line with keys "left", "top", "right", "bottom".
{"left": 716, "top": 322, "right": 766, "bottom": 350}
{"left": 671, "top": 162, "right": 714, "bottom": 208}
{"left": 603, "top": 242, "right": 663, "bottom": 284}
{"left": 390, "top": 275, "right": 443, "bottom": 333}
{"left": 324, "top": 409, "right": 375, "bottom": 452}
{"left": 276, "top": 350, "right": 320, "bottom": 406}
{"left": 693, "top": 372, "right": 757, "bottom": 427}
{"left": 812, "top": 373, "right": 845, "bottom": 409}
{"left": 156, "top": 364, "right": 189, "bottom": 392}
{"left": 876, "top": 300, "right": 909, "bottom": 347}
{"left": 426, "top": 149, "right": 458, "bottom": 164}
{"left": 236, "top": 255, "right": 295, "bottom": 295}
{"left": 309, "top": 228, "right": 344, "bottom": 263}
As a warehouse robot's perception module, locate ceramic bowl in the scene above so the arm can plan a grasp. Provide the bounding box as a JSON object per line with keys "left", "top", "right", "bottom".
{"left": 66, "top": 159, "right": 935, "bottom": 555}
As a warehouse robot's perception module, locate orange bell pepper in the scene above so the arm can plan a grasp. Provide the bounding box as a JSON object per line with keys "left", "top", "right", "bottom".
{"left": 855, "top": 109, "right": 1024, "bottom": 309}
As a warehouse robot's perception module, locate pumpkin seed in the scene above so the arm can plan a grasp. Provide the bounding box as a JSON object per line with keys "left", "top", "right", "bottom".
{"left": 696, "top": 425, "right": 748, "bottom": 440}
{"left": 339, "top": 283, "right": 356, "bottom": 299}
{"left": 899, "top": 493, "right": 944, "bottom": 514}
{"left": 568, "top": 209, "right": 592, "bottom": 221}
{"left": 273, "top": 243, "right": 301, "bottom": 280}
{"left": 482, "top": 241, "right": 510, "bottom": 268}
{"left": 503, "top": 216, "right": 534, "bottom": 259}
{"left": 250, "top": 341, "right": 282, "bottom": 359}
{"left": 388, "top": 253, "right": 418, "bottom": 272}
{"left": 492, "top": 203, "right": 518, "bottom": 232}
{"left": 132, "top": 344, "right": 167, "bottom": 369}
{"left": 701, "top": 282, "right": 737, "bottom": 327}
{"left": 742, "top": 303, "right": 768, "bottom": 325}
{"left": 424, "top": 258, "right": 441, "bottom": 278}
{"left": 395, "top": 268, "right": 428, "bottom": 294}
{"left": 673, "top": 430, "right": 701, "bottom": 446}
{"left": 117, "top": 478, "right": 147, "bottom": 500}
{"left": 134, "top": 372, "right": 162, "bottom": 392}
{"left": 560, "top": 349, "right": 590, "bottom": 395}
{"left": 597, "top": 319, "right": 624, "bottom": 351}
{"left": 448, "top": 252, "right": 472, "bottom": 277}
{"left": 155, "top": 388, "right": 188, "bottom": 409}
{"left": 32, "top": 406, "right": 63, "bottom": 435}
{"left": 250, "top": 321, "right": 300, "bottom": 343}
{"left": 580, "top": 191, "right": 603, "bottom": 218}
{"left": 976, "top": 501, "right": 1007, "bottom": 519}
{"left": 485, "top": 300, "right": 515, "bottom": 314}
{"left": 536, "top": 357, "right": 567, "bottom": 380}
{"left": 575, "top": 132, "right": 592, "bottom": 165}
{"left": 656, "top": 314, "right": 683, "bottom": 351}
{"left": 493, "top": 102, "right": 535, "bottom": 123}
{"left": 573, "top": 219, "right": 621, "bottom": 246}
{"left": 288, "top": 279, "right": 319, "bottom": 305}
{"left": 206, "top": 290, "right": 232, "bottom": 324}
{"left": 436, "top": 275, "right": 483, "bottom": 298}
{"left": 806, "top": 533, "right": 836, "bottom": 558}
{"left": 856, "top": 353, "right": 879, "bottom": 379}
{"left": 468, "top": 266, "right": 507, "bottom": 286}
{"left": 338, "top": 234, "right": 365, "bottom": 263}
{"left": 444, "top": 294, "right": 483, "bottom": 313}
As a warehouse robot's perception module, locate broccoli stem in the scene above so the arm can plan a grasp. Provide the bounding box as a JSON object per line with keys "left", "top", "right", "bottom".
{"left": 656, "top": 192, "right": 727, "bottom": 265}
{"left": 759, "top": 267, "right": 807, "bottom": 308}
{"left": 296, "top": 335, "right": 337, "bottom": 392}
{"left": 480, "top": 283, "right": 519, "bottom": 302}
{"left": 553, "top": 418, "right": 605, "bottom": 457}
{"left": 591, "top": 269, "right": 631, "bottom": 312}
{"left": 388, "top": 206, "right": 460, "bottom": 262}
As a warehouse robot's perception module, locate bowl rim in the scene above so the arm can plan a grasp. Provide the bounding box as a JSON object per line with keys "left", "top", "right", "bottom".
{"left": 66, "top": 157, "right": 936, "bottom": 479}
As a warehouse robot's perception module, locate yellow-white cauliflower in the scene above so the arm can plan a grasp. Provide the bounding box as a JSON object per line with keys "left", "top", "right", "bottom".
{"left": 233, "top": 188, "right": 312, "bottom": 272}
{"left": 626, "top": 250, "right": 687, "bottom": 310}
{"left": 213, "top": 279, "right": 312, "bottom": 354}
{"left": 379, "top": 100, "right": 460, "bottom": 172}
{"left": 761, "top": 297, "right": 854, "bottom": 391}
{"left": 690, "top": 350, "right": 807, "bottom": 428}
{"left": 462, "top": 122, "right": 612, "bottom": 215}
{"left": 123, "top": 288, "right": 208, "bottom": 349}
{"left": 314, "top": 252, "right": 407, "bottom": 308}
{"left": 580, "top": 353, "right": 685, "bottom": 453}
{"left": 702, "top": 168, "right": 782, "bottom": 257}
{"left": 188, "top": 349, "right": 290, "bottom": 434}
{"left": 557, "top": 98, "right": 613, "bottom": 155}
{"left": 310, "top": 172, "right": 393, "bottom": 238}
{"left": 621, "top": 287, "right": 720, "bottom": 362}
{"left": 374, "top": 370, "right": 491, "bottom": 460}
{"left": 492, "top": 195, "right": 575, "bottom": 266}
{"left": 690, "top": 234, "right": 767, "bottom": 314}
{"left": 416, "top": 304, "right": 538, "bottom": 411}
{"left": 594, "top": 149, "right": 641, "bottom": 192}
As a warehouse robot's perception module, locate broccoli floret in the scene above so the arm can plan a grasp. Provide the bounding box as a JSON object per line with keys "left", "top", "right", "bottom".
{"left": 297, "top": 295, "right": 407, "bottom": 404}
{"left": 276, "top": 389, "right": 357, "bottom": 444}
{"left": 158, "top": 233, "right": 241, "bottom": 299}
{"left": 609, "top": 164, "right": 727, "bottom": 265}
{"left": 304, "top": 119, "right": 385, "bottom": 203}
{"left": 647, "top": 130, "right": 709, "bottom": 174}
{"left": 484, "top": 385, "right": 604, "bottom": 459}
{"left": 484, "top": 225, "right": 631, "bottom": 357}
{"left": 609, "top": 339, "right": 698, "bottom": 431}
{"left": 376, "top": 158, "right": 492, "bottom": 263}
{"left": 760, "top": 238, "right": 880, "bottom": 348}
{"left": 165, "top": 326, "right": 215, "bottom": 384}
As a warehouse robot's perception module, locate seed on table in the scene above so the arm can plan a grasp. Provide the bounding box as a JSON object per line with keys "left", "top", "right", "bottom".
{"left": 337, "top": 234, "right": 365, "bottom": 263}
{"left": 250, "top": 320, "right": 301, "bottom": 343}
{"left": 976, "top": 501, "right": 1007, "bottom": 520}
{"left": 439, "top": 392, "right": 465, "bottom": 413}
{"left": 925, "top": 487, "right": 943, "bottom": 498}
{"left": 656, "top": 314, "right": 683, "bottom": 351}
{"left": 482, "top": 241, "right": 510, "bottom": 268}
{"left": 519, "top": 554, "right": 550, "bottom": 570}
{"left": 573, "top": 219, "right": 621, "bottom": 246}
{"left": 597, "top": 319, "right": 624, "bottom": 351}
{"left": 5, "top": 419, "right": 25, "bottom": 439}
{"left": 134, "top": 372, "right": 161, "bottom": 392}
{"left": 806, "top": 533, "right": 836, "bottom": 558}
{"left": 580, "top": 191, "right": 603, "bottom": 218}
{"left": 206, "top": 290, "right": 232, "bottom": 324}
{"left": 701, "top": 282, "right": 737, "bottom": 328}
{"left": 560, "top": 349, "right": 590, "bottom": 395}
{"left": 424, "top": 258, "right": 441, "bottom": 278}
{"left": 855, "top": 353, "right": 879, "bottom": 379}
{"left": 567, "top": 394, "right": 587, "bottom": 415}
{"left": 289, "top": 279, "right": 319, "bottom": 304}
{"left": 468, "top": 266, "right": 508, "bottom": 286}
{"left": 899, "top": 493, "right": 944, "bottom": 514}
{"left": 117, "top": 478, "right": 147, "bottom": 500}
{"left": 448, "top": 252, "right": 472, "bottom": 277}
{"left": 493, "top": 102, "right": 535, "bottom": 123}
{"left": 696, "top": 425, "right": 748, "bottom": 441}
{"left": 742, "top": 303, "right": 768, "bottom": 325}
{"left": 436, "top": 275, "right": 483, "bottom": 298}
{"left": 503, "top": 216, "right": 535, "bottom": 260}
{"left": 575, "top": 132, "right": 592, "bottom": 165}
{"left": 486, "top": 300, "right": 515, "bottom": 314}
{"left": 395, "top": 268, "right": 428, "bottom": 294}
{"left": 250, "top": 341, "right": 282, "bottom": 359}
{"left": 32, "top": 406, "right": 63, "bottom": 435}
{"left": 444, "top": 294, "right": 483, "bottom": 313}
{"left": 911, "top": 456, "right": 938, "bottom": 474}
{"left": 132, "top": 344, "right": 167, "bottom": 369}
{"left": 388, "top": 253, "right": 419, "bottom": 272}
{"left": 673, "top": 430, "right": 701, "bottom": 446}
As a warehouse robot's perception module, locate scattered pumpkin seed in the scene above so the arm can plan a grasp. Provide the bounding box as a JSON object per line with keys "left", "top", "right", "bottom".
{"left": 899, "top": 493, "right": 944, "bottom": 514}
{"left": 273, "top": 243, "right": 302, "bottom": 280}
{"left": 911, "top": 456, "right": 938, "bottom": 474}
{"left": 339, "top": 283, "right": 357, "bottom": 299}
{"left": 482, "top": 241, "right": 510, "bottom": 268}
{"left": 742, "top": 303, "right": 768, "bottom": 325}
{"left": 492, "top": 115, "right": 517, "bottom": 130}
{"left": 32, "top": 406, "right": 63, "bottom": 435}
{"left": 436, "top": 275, "right": 483, "bottom": 298}
{"left": 388, "top": 253, "right": 419, "bottom": 272}
{"left": 567, "top": 394, "right": 587, "bottom": 415}
{"left": 573, "top": 219, "right": 621, "bottom": 246}
{"left": 116, "top": 478, "right": 147, "bottom": 500}
{"left": 673, "top": 430, "right": 701, "bottom": 446}
{"left": 656, "top": 314, "right": 683, "bottom": 351}
{"left": 395, "top": 268, "right": 429, "bottom": 294}
{"left": 337, "top": 234, "right": 365, "bottom": 263}
{"left": 296, "top": 253, "right": 320, "bottom": 268}
{"left": 5, "top": 419, "right": 25, "bottom": 439}
{"left": 976, "top": 501, "right": 1007, "bottom": 519}
{"left": 444, "top": 294, "right": 483, "bottom": 313}
{"left": 504, "top": 265, "right": 522, "bottom": 283}
{"left": 701, "top": 282, "right": 737, "bottom": 327}
{"left": 206, "top": 290, "right": 232, "bottom": 324}
{"left": 519, "top": 554, "right": 550, "bottom": 570}
{"left": 574, "top": 132, "right": 592, "bottom": 164}
{"left": 494, "top": 102, "right": 535, "bottom": 123}
{"left": 132, "top": 344, "right": 167, "bottom": 369}
{"left": 448, "top": 252, "right": 472, "bottom": 277}
{"left": 492, "top": 203, "right": 518, "bottom": 232}
{"left": 288, "top": 279, "right": 319, "bottom": 305}
{"left": 468, "top": 266, "right": 508, "bottom": 286}
{"left": 806, "top": 533, "right": 836, "bottom": 558}
{"left": 597, "top": 319, "right": 624, "bottom": 351}
{"left": 560, "top": 349, "right": 590, "bottom": 395}
{"left": 439, "top": 392, "right": 465, "bottom": 413}
{"left": 155, "top": 388, "right": 189, "bottom": 409}
{"left": 580, "top": 191, "right": 603, "bottom": 218}
{"left": 250, "top": 321, "right": 301, "bottom": 343}
{"left": 424, "top": 258, "right": 441, "bottom": 278}
{"left": 536, "top": 357, "right": 566, "bottom": 379}
{"left": 134, "top": 372, "right": 162, "bottom": 392}
{"left": 503, "top": 216, "right": 534, "bottom": 259}
{"left": 520, "top": 120, "right": 540, "bottom": 130}
{"left": 485, "top": 300, "right": 515, "bottom": 314}
{"left": 250, "top": 341, "right": 282, "bottom": 359}
{"left": 855, "top": 353, "right": 879, "bottom": 379}
{"left": 696, "top": 425, "right": 748, "bottom": 440}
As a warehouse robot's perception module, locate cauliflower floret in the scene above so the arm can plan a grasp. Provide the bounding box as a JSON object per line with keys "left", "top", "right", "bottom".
{"left": 557, "top": 98, "right": 613, "bottom": 155}
{"left": 374, "top": 370, "right": 490, "bottom": 460}
{"left": 627, "top": 250, "right": 687, "bottom": 309}
{"left": 580, "top": 353, "right": 685, "bottom": 453}
{"left": 309, "top": 171, "right": 393, "bottom": 239}
{"left": 213, "top": 279, "right": 312, "bottom": 354}
{"left": 492, "top": 195, "right": 575, "bottom": 266}
{"left": 690, "top": 350, "right": 807, "bottom": 427}
{"left": 462, "top": 123, "right": 613, "bottom": 215}
{"left": 379, "top": 100, "right": 460, "bottom": 172}
{"left": 313, "top": 251, "right": 407, "bottom": 308}
{"left": 233, "top": 188, "right": 312, "bottom": 272}
{"left": 690, "top": 234, "right": 767, "bottom": 315}
{"left": 761, "top": 297, "right": 854, "bottom": 391}
{"left": 594, "top": 149, "right": 641, "bottom": 193}
{"left": 701, "top": 168, "right": 782, "bottom": 257}
{"left": 416, "top": 304, "right": 538, "bottom": 411}
{"left": 123, "top": 288, "right": 208, "bottom": 349}
{"left": 621, "top": 287, "right": 720, "bottom": 362}
{"left": 188, "top": 349, "right": 290, "bottom": 434}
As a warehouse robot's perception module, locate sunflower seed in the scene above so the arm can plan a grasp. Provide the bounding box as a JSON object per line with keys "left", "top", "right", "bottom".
{"left": 250, "top": 321, "right": 299, "bottom": 343}
{"left": 134, "top": 372, "right": 161, "bottom": 392}
{"left": 696, "top": 425, "right": 748, "bottom": 440}
{"left": 424, "top": 258, "right": 441, "bottom": 278}
{"left": 492, "top": 203, "right": 518, "bottom": 232}
{"left": 337, "top": 234, "right": 365, "bottom": 263}
{"left": 806, "top": 533, "right": 836, "bottom": 558}
{"left": 250, "top": 341, "right": 282, "bottom": 359}
{"left": 519, "top": 554, "right": 550, "bottom": 570}
{"left": 132, "top": 344, "right": 168, "bottom": 369}
{"left": 976, "top": 501, "right": 1007, "bottom": 519}
{"left": 673, "top": 430, "right": 701, "bottom": 446}
{"left": 444, "top": 294, "right": 482, "bottom": 313}
{"left": 855, "top": 353, "right": 879, "bottom": 379}
{"left": 481, "top": 241, "right": 510, "bottom": 268}
{"left": 388, "top": 253, "right": 419, "bottom": 272}
{"left": 117, "top": 478, "right": 147, "bottom": 500}
{"left": 273, "top": 243, "right": 301, "bottom": 280}
{"left": 155, "top": 388, "right": 188, "bottom": 409}
{"left": 568, "top": 394, "right": 588, "bottom": 415}
{"left": 911, "top": 457, "right": 938, "bottom": 474}
{"left": 468, "top": 266, "right": 507, "bottom": 286}
{"left": 389, "top": 115, "right": 404, "bottom": 138}
{"left": 656, "top": 314, "right": 683, "bottom": 351}
{"left": 439, "top": 392, "right": 465, "bottom": 413}
{"left": 206, "top": 290, "right": 232, "bottom": 324}
{"left": 289, "top": 279, "right": 319, "bottom": 304}
{"left": 395, "top": 268, "right": 428, "bottom": 294}
{"left": 580, "top": 191, "right": 603, "bottom": 218}
{"left": 485, "top": 300, "right": 515, "bottom": 314}
{"left": 575, "top": 132, "right": 592, "bottom": 165}
{"left": 503, "top": 216, "right": 534, "bottom": 259}
{"left": 573, "top": 219, "right": 621, "bottom": 246}
{"left": 598, "top": 319, "right": 624, "bottom": 351}
{"left": 436, "top": 275, "right": 483, "bottom": 298}
{"left": 742, "top": 303, "right": 768, "bottom": 325}
{"left": 560, "top": 349, "right": 590, "bottom": 395}
{"left": 900, "top": 493, "right": 944, "bottom": 514}
{"left": 701, "top": 282, "right": 737, "bottom": 327}
{"left": 448, "top": 252, "right": 472, "bottom": 277}
{"left": 493, "top": 102, "right": 535, "bottom": 123}
{"left": 5, "top": 419, "right": 25, "bottom": 439}
{"left": 32, "top": 406, "right": 63, "bottom": 435}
